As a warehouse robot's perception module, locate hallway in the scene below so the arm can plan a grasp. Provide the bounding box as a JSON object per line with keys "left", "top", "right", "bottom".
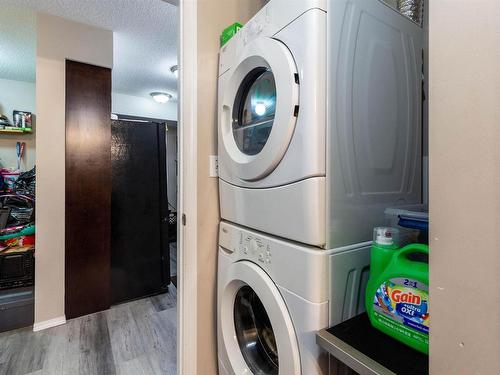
{"left": 0, "top": 287, "right": 177, "bottom": 375}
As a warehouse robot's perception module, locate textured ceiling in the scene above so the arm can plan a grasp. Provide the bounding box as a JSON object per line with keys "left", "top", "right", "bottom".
{"left": 0, "top": 6, "right": 36, "bottom": 83}
{"left": 0, "top": 0, "right": 178, "bottom": 99}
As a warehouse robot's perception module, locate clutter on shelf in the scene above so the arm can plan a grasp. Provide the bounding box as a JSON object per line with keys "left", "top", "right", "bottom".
{"left": 0, "top": 111, "right": 34, "bottom": 133}
{"left": 0, "top": 166, "right": 36, "bottom": 255}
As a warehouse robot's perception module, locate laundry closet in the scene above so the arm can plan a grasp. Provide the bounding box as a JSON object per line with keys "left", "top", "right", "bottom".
{"left": 216, "top": 0, "right": 428, "bottom": 374}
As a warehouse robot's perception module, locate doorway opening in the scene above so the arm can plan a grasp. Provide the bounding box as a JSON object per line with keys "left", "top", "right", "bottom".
{"left": 0, "top": 4, "right": 37, "bottom": 335}
{"left": 0, "top": 1, "right": 180, "bottom": 374}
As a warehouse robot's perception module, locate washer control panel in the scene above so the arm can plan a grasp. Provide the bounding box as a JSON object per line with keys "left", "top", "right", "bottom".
{"left": 240, "top": 232, "right": 272, "bottom": 265}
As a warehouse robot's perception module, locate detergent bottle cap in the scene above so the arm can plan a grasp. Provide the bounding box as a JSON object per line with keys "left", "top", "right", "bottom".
{"left": 373, "top": 227, "right": 400, "bottom": 247}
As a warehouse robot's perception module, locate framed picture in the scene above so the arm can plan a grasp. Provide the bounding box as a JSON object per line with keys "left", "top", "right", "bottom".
{"left": 13, "top": 111, "right": 32, "bottom": 128}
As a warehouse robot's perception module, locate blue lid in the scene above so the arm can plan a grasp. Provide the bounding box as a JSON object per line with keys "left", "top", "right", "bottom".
{"left": 398, "top": 212, "right": 429, "bottom": 232}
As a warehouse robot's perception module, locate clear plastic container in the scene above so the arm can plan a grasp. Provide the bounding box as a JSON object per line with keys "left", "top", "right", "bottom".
{"left": 384, "top": 205, "right": 428, "bottom": 245}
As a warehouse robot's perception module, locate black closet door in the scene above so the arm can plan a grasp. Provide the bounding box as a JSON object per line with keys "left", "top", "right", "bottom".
{"left": 111, "top": 120, "right": 169, "bottom": 304}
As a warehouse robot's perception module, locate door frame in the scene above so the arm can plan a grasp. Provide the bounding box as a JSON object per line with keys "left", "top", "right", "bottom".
{"left": 178, "top": 0, "right": 198, "bottom": 374}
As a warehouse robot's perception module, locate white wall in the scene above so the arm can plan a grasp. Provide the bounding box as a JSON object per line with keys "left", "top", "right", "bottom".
{"left": 0, "top": 78, "right": 36, "bottom": 170}
{"left": 36, "top": 13, "right": 113, "bottom": 326}
{"left": 112, "top": 92, "right": 177, "bottom": 121}
{"left": 429, "top": 1, "right": 500, "bottom": 373}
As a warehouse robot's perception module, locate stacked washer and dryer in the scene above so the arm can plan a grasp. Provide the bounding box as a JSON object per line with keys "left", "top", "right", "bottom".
{"left": 217, "top": 0, "right": 423, "bottom": 374}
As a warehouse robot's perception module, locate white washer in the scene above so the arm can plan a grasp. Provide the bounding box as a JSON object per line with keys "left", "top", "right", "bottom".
{"left": 217, "top": 221, "right": 371, "bottom": 375}
{"left": 218, "top": 0, "right": 423, "bottom": 248}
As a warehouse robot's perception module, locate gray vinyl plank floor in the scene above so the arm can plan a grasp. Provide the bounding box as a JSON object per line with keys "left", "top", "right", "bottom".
{"left": 0, "top": 286, "right": 177, "bottom": 375}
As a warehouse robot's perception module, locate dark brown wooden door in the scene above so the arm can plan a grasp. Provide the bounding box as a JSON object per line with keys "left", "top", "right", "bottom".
{"left": 65, "top": 60, "right": 112, "bottom": 319}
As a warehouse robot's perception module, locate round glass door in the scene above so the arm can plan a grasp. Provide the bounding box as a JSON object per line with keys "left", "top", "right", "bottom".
{"left": 219, "top": 37, "right": 299, "bottom": 181}
{"left": 218, "top": 260, "right": 301, "bottom": 375}
{"left": 232, "top": 68, "right": 277, "bottom": 156}
{"left": 234, "top": 286, "right": 278, "bottom": 375}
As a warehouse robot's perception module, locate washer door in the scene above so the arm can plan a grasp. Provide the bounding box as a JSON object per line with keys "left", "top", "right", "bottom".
{"left": 220, "top": 37, "right": 299, "bottom": 181}
{"left": 219, "top": 261, "right": 301, "bottom": 375}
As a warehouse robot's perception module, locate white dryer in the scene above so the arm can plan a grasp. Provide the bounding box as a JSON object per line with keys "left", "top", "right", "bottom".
{"left": 218, "top": 0, "right": 423, "bottom": 248}
{"left": 217, "top": 221, "right": 370, "bottom": 375}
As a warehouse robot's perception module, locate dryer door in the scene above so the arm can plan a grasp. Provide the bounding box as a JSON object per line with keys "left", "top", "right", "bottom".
{"left": 219, "top": 260, "right": 301, "bottom": 375}
{"left": 220, "top": 37, "right": 299, "bottom": 181}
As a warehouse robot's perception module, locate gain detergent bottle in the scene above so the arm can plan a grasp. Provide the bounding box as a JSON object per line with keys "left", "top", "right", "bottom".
{"left": 366, "top": 227, "right": 429, "bottom": 354}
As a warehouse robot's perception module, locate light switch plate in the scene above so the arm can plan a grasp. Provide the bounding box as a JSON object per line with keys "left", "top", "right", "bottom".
{"left": 209, "top": 155, "right": 219, "bottom": 177}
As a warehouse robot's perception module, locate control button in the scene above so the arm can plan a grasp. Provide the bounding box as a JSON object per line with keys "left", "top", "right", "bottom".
{"left": 266, "top": 251, "right": 271, "bottom": 257}
{"left": 258, "top": 253, "right": 265, "bottom": 262}
{"left": 266, "top": 258, "right": 271, "bottom": 264}
{"left": 249, "top": 22, "right": 256, "bottom": 34}
{"left": 249, "top": 239, "right": 258, "bottom": 254}
{"left": 243, "top": 246, "right": 248, "bottom": 254}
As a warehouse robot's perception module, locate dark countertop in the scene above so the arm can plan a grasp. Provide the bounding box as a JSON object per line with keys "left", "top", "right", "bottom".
{"left": 316, "top": 314, "right": 429, "bottom": 375}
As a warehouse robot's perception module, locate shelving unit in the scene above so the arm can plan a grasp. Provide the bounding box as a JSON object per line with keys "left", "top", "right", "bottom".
{"left": 0, "top": 128, "right": 33, "bottom": 135}
{"left": 0, "top": 286, "right": 34, "bottom": 332}
{"left": 317, "top": 314, "right": 429, "bottom": 375}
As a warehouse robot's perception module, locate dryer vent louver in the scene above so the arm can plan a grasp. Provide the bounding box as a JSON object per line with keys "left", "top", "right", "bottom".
{"left": 397, "top": 0, "right": 423, "bottom": 26}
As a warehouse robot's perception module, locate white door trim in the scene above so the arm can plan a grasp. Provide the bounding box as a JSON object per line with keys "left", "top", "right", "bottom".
{"left": 178, "top": 0, "right": 198, "bottom": 374}
{"left": 33, "top": 315, "right": 66, "bottom": 332}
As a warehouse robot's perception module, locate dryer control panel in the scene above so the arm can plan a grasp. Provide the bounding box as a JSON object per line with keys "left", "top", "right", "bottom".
{"left": 240, "top": 7, "right": 271, "bottom": 46}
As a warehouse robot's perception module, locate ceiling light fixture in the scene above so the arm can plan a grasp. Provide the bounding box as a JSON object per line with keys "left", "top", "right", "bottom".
{"left": 170, "top": 65, "right": 179, "bottom": 76}
{"left": 255, "top": 102, "right": 267, "bottom": 116}
{"left": 151, "top": 92, "right": 173, "bottom": 104}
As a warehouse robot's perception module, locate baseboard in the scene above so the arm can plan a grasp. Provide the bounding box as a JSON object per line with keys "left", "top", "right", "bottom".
{"left": 33, "top": 316, "right": 66, "bottom": 332}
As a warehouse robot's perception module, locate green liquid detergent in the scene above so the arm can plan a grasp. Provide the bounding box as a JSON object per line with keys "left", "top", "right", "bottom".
{"left": 366, "top": 227, "right": 429, "bottom": 354}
